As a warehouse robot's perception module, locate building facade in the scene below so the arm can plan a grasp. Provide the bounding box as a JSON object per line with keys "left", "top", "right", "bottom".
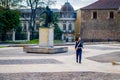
{"left": 17, "top": 2, "right": 76, "bottom": 42}
{"left": 77, "top": 0, "right": 120, "bottom": 41}
{"left": 18, "top": 8, "right": 44, "bottom": 41}
{"left": 58, "top": 2, "right": 76, "bottom": 42}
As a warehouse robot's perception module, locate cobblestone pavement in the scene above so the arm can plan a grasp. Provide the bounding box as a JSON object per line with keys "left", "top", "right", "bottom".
{"left": 0, "top": 72, "right": 120, "bottom": 80}
{"left": 0, "top": 44, "right": 120, "bottom": 80}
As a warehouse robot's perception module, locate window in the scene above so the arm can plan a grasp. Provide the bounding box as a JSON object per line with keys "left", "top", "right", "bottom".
{"left": 21, "top": 13, "right": 24, "bottom": 18}
{"left": 64, "top": 36, "right": 66, "bottom": 40}
{"left": 36, "top": 24, "right": 39, "bottom": 30}
{"left": 109, "top": 12, "right": 114, "bottom": 19}
{"left": 63, "top": 24, "right": 66, "bottom": 30}
{"left": 23, "top": 22, "right": 27, "bottom": 31}
{"left": 92, "top": 12, "right": 97, "bottom": 19}
{"left": 69, "top": 24, "right": 72, "bottom": 30}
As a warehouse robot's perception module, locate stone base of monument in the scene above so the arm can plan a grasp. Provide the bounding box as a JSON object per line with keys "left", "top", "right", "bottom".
{"left": 23, "top": 27, "right": 68, "bottom": 54}
{"left": 23, "top": 46, "right": 68, "bottom": 54}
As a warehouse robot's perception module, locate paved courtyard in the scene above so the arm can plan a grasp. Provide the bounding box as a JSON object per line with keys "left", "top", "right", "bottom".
{"left": 0, "top": 43, "right": 120, "bottom": 80}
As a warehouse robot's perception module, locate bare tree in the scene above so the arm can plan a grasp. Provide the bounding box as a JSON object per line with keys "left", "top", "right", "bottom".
{"left": 20, "top": 0, "right": 56, "bottom": 39}
{"left": 0, "top": 0, "right": 22, "bottom": 8}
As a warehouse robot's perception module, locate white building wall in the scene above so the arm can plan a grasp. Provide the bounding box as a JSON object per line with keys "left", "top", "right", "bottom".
{"left": 26, "top": 21, "right": 29, "bottom": 31}
{"left": 57, "top": 21, "right": 63, "bottom": 31}
{"left": 58, "top": 18, "right": 75, "bottom": 42}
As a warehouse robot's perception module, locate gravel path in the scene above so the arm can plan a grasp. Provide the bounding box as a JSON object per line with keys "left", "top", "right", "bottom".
{"left": 0, "top": 72, "right": 120, "bottom": 80}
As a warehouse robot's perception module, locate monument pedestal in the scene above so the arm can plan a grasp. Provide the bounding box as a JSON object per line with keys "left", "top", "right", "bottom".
{"left": 39, "top": 27, "right": 53, "bottom": 47}
{"left": 23, "top": 27, "right": 68, "bottom": 54}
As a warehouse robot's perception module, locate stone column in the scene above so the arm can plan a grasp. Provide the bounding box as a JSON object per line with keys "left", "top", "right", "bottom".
{"left": 39, "top": 27, "right": 54, "bottom": 47}
{"left": 12, "top": 30, "right": 15, "bottom": 41}
{"left": 66, "top": 21, "right": 69, "bottom": 42}
{"left": 27, "top": 31, "right": 30, "bottom": 41}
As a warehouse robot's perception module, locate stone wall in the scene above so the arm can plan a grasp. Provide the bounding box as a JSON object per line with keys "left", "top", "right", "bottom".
{"left": 80, "top": 9, "right": 120, "bottom": 41}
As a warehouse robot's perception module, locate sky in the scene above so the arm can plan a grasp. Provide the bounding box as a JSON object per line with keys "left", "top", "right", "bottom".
{"left": 51, "top": 0, "right": 98, "bottom": 10}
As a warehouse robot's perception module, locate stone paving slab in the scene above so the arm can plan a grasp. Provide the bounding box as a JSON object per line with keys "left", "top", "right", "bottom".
{"left": 0, "top": 72, "right": 120, "bottom": 80}
{"left": 87, "top": 51, "right": 120, "bottom": 63}
{"left": 85, "top": 45, "right": 120, "bottom": 50}
{"left": 0, "top": 44, "right": 120, "bottom": 74}
{"left": 0, "top": 46, "right": 74, "bottom": 57}
{"left": 0, "top": 59, "right": 63, "bottom": 65}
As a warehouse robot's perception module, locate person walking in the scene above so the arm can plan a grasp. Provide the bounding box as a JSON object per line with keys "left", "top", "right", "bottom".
{"left": 75, "top": 37, "right": 83, "bottom": 63}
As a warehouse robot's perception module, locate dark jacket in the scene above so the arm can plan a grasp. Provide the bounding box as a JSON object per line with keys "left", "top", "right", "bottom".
{"left": 75, "top": 41, "right": 83, "bottom": 52}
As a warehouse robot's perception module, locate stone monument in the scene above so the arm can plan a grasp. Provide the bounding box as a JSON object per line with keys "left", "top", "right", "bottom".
{"left": 23, "top": 6, "right": 68, "bottom": 54}
{"left": 39, "top": 6, "right": 54, "bottom": 47}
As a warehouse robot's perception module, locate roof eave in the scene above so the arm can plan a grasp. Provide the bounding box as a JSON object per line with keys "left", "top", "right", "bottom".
{"left": 80, "top": 8, "right": 118, "bottom": 10}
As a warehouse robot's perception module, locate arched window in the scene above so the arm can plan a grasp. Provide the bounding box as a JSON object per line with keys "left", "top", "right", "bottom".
{"left": 69, "top": 23, "right": 72, "bottom": 30}
{"left": 63, "top": 24, "right": 66, "bottom": 30}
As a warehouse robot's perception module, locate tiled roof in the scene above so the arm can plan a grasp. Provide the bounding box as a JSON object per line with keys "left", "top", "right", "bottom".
{"left": 81, "top": 0, "right": 120, "bottom": 10}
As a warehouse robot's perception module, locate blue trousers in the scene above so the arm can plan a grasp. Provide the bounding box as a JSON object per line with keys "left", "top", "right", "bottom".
{"left": 76, "top": 50, "right": 82, "bottom": 63}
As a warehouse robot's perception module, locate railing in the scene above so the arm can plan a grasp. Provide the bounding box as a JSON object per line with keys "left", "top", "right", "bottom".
{"left": 59, "top": 18, "right": 76, "bottom": 20}
{"left": 62, "top": 30, "right": 74, "bottom": 33}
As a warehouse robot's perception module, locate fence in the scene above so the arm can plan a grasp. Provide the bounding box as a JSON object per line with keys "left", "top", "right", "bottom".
{"left": 0, "top": 31, "right": 39, "bottom": 41}
{"left": 0, "top": 31, "right": 63, "bottom": 41}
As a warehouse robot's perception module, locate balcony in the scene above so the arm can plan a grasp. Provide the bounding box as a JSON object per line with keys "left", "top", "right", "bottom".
{"left": 59, "top": 18, "right": 75, "bottom": 21}
{"left": 20, "top": 18, "right": 31, "bottom": 21}
{"left": 62, "top": 30, "right": 74, "bottom": 33}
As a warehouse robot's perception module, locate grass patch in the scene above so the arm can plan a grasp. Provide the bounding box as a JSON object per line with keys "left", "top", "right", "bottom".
{"left": 26, "top": 39, "right": 63, "bottom": 44}
{"left": 0, "top": 46, "right": 7, "bottom": 48}
{"left": 54, "top": 40, "right": 63, "bottom": 44}
{"left": 1, "top": 39, "right": 39, "bottom": 44}
{"left": 24, "top": 39, "right": 63, "bottom": 44}
{"left": 0, "top": 39, "right": 63, "bottom": 44}
{"left": 25, "top": 39, "right": 39, "bottom": 44}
